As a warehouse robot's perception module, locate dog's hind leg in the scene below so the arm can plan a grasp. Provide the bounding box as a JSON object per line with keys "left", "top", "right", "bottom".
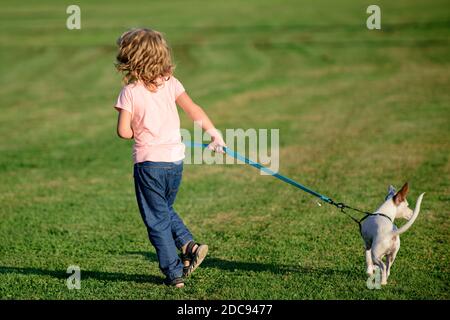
{"left": 373, "top": 257, "right": 387, "bottom": 285}
{"left": 365, "top": 249, "right": 374, "bottom": 275}
{"left": 372, "top": 250, "right": 388, "bottom": 285}
{"left": 386, "top": 255, "right": 392, "bottom": 280}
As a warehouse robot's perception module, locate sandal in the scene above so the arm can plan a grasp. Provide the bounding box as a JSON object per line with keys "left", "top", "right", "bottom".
{"left": 164, "top": 276, "right": 184, "bottom": 288}
{"left": 181, "top": 241, "right": 209, "bottom": 277}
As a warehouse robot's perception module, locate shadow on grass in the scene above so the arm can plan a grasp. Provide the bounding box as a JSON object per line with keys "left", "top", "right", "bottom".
{"left": 126, "top": 251, "right": 353, "bottom": 276}
{"left": 0, "top": 266, "right": 164, "bottom": 285}
{"left": 0, "top": 254, "right": 354, "bottom": 284}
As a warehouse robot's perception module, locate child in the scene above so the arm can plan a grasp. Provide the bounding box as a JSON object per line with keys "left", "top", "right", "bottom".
{"left": 114, "top": 28, "right": 225, "bottom": 288}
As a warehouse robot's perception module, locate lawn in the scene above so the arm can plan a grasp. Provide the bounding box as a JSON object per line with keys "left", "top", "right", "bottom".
{"left": 0, "top": 0, "right": 449, "bottom": 299}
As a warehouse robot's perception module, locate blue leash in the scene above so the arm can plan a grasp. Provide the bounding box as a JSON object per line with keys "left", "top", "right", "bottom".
{"left": 185, "top": 141, "right": 373, "bottom": 225}
{"left": 185, "top": 142, "right": 337, "bottom": 204}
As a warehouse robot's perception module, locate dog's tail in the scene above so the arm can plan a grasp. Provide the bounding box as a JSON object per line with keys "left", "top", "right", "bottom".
{"left": 392, "top": 193, "right": 425, "bottom": 236}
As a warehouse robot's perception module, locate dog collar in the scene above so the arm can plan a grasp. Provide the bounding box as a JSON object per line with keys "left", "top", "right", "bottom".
{"left": 373, "top": 212, "right": 393, "bottom": 223}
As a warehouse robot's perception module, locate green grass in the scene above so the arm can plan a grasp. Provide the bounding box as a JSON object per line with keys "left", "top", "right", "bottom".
{"left": 0, "top": 0, "right": 449, "bottom": 299}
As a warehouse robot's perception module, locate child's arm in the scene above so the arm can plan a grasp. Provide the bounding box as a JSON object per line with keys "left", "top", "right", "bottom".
{"left": 176, "top": 92, "right": 225, "bottom": 153}
{"left": 116, "top": 109, "right": 134, "bottom": 139}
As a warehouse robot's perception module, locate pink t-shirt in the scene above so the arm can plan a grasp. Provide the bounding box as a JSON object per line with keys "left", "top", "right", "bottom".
{"left": 114, "top": 76, "right": 186, "bottom": 164}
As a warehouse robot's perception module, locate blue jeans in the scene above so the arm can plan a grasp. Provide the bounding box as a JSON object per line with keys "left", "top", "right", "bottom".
{"left": 133, "top": 160, "right": 193, "bottom": 281}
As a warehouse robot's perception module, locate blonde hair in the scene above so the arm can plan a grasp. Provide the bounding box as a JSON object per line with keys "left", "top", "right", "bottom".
{"left": 115, "top": 28, "right": 175, "bottom": 91}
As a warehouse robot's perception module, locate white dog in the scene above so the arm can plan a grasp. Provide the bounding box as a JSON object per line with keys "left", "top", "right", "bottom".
{"left": 360, "top": 183, "right": 425, "bottom": 285}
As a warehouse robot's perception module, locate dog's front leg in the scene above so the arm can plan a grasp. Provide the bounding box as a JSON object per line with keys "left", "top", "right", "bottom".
{"left": 365, "top": 249, "right": 374, "bottom": 275}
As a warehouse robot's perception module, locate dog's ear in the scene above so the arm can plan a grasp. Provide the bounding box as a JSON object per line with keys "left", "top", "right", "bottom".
{"left": 393, "top": 182, "right": 409, "bottom": 205}
{"left": 386, "top": 185, "right": 396, "bottom": 200}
